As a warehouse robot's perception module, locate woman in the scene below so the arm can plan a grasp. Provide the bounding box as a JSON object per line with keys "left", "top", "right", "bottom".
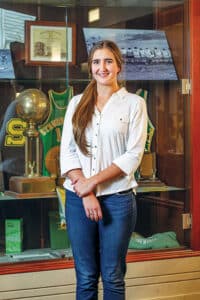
{"left": 60, "top": 40, "right": 147, "bottom": 300}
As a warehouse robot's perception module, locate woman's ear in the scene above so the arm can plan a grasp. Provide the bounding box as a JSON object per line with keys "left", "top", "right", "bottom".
{"left": 117, "top": 67, "right": 121, "bottom": 74}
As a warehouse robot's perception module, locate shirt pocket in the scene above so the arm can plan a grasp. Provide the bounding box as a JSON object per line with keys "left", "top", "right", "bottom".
{"left": 102, "top": 113, "right": 130, "bottom": 137}
{"left": 119, "top": 114, "right": 129, "bottom": 123}
{"left": 104, "top": 114, "right": 130, "bottom": 138}
{"left": 117, "top": 114, "right": 130, "bottom": 134}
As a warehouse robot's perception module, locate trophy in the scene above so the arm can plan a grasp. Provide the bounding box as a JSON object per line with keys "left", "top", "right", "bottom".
{"left": 136, "top": 88, "right": 164, "bottom": 187}
{"left": 7, "top": 89, "right": 56, "bottom": 196}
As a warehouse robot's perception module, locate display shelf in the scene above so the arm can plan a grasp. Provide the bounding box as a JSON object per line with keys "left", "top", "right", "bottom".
{"left": 0, "top": 192, "right": 57, "bottom": 201}
{"left": 0, "top": 78, "right": 182, "bottom": 85}
{"left": 137, "top": 185, "right": 184, "bottom": 193}
{"left": 0, "top": 248, "right": 73, "bottom": 264}
{"left": 0, "top": 245, "right": 189, "bottom": 265}
{"left": 1, "top": 78, "right": 90, "bottom": 84}
{"left": 0, "top": 185, "right": 184, "bottom": 202}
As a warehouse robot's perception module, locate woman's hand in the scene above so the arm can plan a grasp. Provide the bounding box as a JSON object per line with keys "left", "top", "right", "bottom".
{"left": 82, "top": 193, "right": 102, "bottom": 222}
{"left": 72, "top": 177, "right": 97, "bottom": 197}
{"left": 71, "top": 164, "right": 124, "bottom": 198}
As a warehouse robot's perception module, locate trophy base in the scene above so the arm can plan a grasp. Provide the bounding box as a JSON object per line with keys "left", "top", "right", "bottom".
{"left": 140, "top": 152, "right": 155, "bottom": 178}
{"left": 6, "top": 176, "right": 56, "bottom": 197}
{"left": 138, "top": 152, "right": 166, "bottom": 187}
{"left": 138, "top": 178, "right": 166, "bottom": 187}
{"left": 56, "top": 176, "right": 65, "bottom": 187}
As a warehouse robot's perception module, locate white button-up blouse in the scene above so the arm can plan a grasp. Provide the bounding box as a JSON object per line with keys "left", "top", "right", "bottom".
{"left": 60, "top": 87, "right": 147, "bottom": 196}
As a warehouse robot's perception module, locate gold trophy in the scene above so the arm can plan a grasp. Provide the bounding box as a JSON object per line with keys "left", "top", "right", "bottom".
{"left": 7, "top": 89, "right": 56, "bottom": 196}
{"left": 137, "top": 118, "right": 158, "bottom": 185}
{"left": 136, "top": 89, "right": 164, "bottom": 187}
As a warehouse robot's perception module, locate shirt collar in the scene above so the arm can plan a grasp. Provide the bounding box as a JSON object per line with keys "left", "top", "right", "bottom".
{"left": 113, "top": 87, "right": 128, "bottom": 99}
{"left": 94, "top": 87, "right": 128, "bottom": 115}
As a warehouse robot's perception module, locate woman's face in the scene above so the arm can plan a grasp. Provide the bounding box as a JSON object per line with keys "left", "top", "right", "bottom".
{"left": 91, "top": 48, "right": 120, "bottom": 87}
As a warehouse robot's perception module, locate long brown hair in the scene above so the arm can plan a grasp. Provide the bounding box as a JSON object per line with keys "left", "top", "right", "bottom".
{"left": 72, "top": 40, "right": 123, "bottom": 155}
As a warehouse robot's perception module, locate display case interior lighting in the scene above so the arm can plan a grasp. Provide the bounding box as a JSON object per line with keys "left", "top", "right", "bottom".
{"left": 88, "top": 8, "right": 100, "bottom": 23}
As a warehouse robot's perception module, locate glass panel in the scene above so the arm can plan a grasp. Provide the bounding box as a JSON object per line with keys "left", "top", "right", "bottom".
{"left": 0, "top": 0, "right": 190, "bottom": 264}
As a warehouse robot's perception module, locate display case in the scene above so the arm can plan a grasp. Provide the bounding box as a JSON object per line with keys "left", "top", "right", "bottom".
{"left": 0, "top": 0, "right": 199, "bottom": 275}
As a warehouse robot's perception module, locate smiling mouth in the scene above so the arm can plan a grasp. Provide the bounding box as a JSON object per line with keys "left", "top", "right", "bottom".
{"left": 98, "top": 72, "right": 109, "bottom": 77}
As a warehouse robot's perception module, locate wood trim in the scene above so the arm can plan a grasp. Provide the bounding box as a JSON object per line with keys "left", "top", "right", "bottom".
{"left": 1, "top": 249, "right": 200, "bottom": 275}
{"left": 190, "top": 0, "right": 200, "bottom": 250}
{"left": 126, "top": 249, "right": 200, "bottom": 263}
{"left": 155, "top": 5, "right": 183, "bottom": 28}
{"left": 0, "top": 259, "right": 74, "bottom": 275}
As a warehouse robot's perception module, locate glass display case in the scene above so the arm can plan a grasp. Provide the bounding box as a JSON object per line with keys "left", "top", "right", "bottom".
{"left": 0, "top": 0, "right": 195, "bottom": 273}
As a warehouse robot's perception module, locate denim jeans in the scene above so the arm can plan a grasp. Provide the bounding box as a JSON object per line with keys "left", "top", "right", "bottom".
{"left": 65, "top": 189, "right": 137, "bottom": 300}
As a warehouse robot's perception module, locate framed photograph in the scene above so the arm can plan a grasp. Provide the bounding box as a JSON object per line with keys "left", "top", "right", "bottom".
{"left": 25, "top": 21, "right": 76, "bottom": 66}
{"left": 83, "top": 28, "right": 178, "bottom": 80}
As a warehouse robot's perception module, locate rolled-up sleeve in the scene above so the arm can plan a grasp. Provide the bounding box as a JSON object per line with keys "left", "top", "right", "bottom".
{"left": 60, "top": 96, "right": 82, "bottom": 176}
{"left": 113, "top": 97, "right": 147, "bottom": 175}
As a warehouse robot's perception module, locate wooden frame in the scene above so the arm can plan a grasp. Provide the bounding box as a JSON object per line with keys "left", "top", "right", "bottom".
{"left": 190, "top": 0, "right": 200, "bottom": 250}
{"left": 2, "top": 0, "right": 200, "bottom": 277}
{"left": 25, "top": 21, "right": 76, "bottom": 66}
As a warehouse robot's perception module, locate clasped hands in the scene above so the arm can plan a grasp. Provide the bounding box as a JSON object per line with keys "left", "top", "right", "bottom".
{"left": 72, "top": 177, "right": 96, "bottom": 198}
{"left": 72, "top": 177, "right": 102, "bottom": 221}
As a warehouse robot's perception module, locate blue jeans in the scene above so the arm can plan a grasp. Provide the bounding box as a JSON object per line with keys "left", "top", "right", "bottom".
{"left": 65, "top": 189, "right": 137, "bottom": 300}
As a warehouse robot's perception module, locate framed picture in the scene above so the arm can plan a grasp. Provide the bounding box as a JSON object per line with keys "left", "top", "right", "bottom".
{"left": 25, "top": 21, "right": 76, "bottom": 66}
{"left": 83, "top": 28, "right": 178, "bottom": 80}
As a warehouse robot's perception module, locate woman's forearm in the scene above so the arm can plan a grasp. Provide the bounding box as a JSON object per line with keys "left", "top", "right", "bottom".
{"left": 91, "top": 163, "right": 125, "bottom": 186}
{"left": 65, "top": 168, "right": 85, "bottom": 183}
{"left": 73, "top": 163, "right": 125, "bottom": 197}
